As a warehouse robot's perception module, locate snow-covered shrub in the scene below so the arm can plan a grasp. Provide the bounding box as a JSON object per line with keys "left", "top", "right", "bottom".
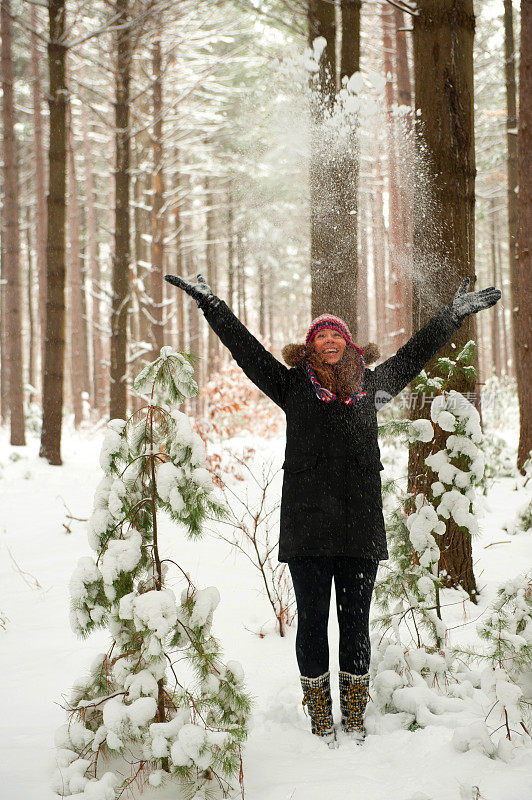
{"left": 55, "top": 346, "right": 251, "bottom": 800}
{"left": 481, "top": 374, "right": 518, "bottom": 432}
{"left": 502, "top": 451, "right": 532, "bottom": 535}
{"left": 372, "top": 358, "right": 486, "bottom": 730}
{"left": 372, "top": 396, "right": 532, "bottom": 757}
{"left": 451, "top": 574, "right": 532, "bottom": 758}
{"left": 482, "top": 432, "right": 518, "bottom": 482}
{"left": 371, "top": 413, "right": 458, "bottom": 728}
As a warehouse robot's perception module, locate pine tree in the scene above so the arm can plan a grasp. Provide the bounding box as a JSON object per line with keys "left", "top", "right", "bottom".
{"left": 371, "top": 346, "right": 486, "bottom": 726}
{"left": 503, "top": 452, "right": 532, "bottom": 535}
{"left": 371, "top": 352, "right": 532, "bottom": 756}
{"left": 54, "top": 346, "right": 251, "bottom": 799}
{"left": 452, "top": 573, "right": 532, "bottom": 760}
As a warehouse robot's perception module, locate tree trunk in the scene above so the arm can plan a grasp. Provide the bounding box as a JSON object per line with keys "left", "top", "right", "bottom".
{"left": 40, "top": 0, "right": 67, "bottom": 463}
{"left": 173, "top": 147, "right": 185, "bottom": 352}
{"left": 110, "top": 0, "right": 131, "bottom": 420}
{"left": 150, "top": 36, "right": 165, "bottom": 358}
{"left": 1, "top": 0, "right": 26, "bottom": 446}
{"left": 496, "top": 219, "right": 510, "bottom": 377}
{"left": 205, "top": 176, "right": 218, "bottom": 372}
{"left": 516, "top": 0, "right": 532, "bottom": 470}
{"left": 188, "top": 281, "right": 200, "bottom": 417}
{"left": 381, "top": 3, "right": 406, "bottom": 350}
{"left": 257, "top": 260, "right": 265, "bottom": 339}
{"left": 25, "top": 205, "right": 36, "bottom": 403}
{"left": 489, "top": 199, "right": 502, "bottom": 378}
{"left": 340, "top": 0, "right": 361, "bottom": 85}
{"left": 357, "top": 190, "right": 369, "bottom": 343}
{"left": 67, "top": 103, "right": 84, "bottom": 427}
{"left": 236, "top": 231, "right": 247, "bottom": 325}
{"left": 132, "top": 139, "right": 151, "bottom": 365}
{"left": 80, "top": 102, "right": 105, "bottom": 413}
{"left": 394, "top": 4, "right": 413, "bottom": 341}
{"left": 30, "top": 3, "right": 47, "bottom": 393}
{"left": 371, "top": 146, "right": 387, "bottom": 349}
{"left": 0, "top": 243, "right": 6, "bottom": 423}
{"left": 227, "top": 187, "right": 235, "bottom": 309}
{"left": 410, "top": 0, "right": 478, "bottom": 600}
{"left": 308, "top": 0, "right": 359, "bottom": 333}
{"left": 504, "top": 0, "right": 519, "bottom": 384}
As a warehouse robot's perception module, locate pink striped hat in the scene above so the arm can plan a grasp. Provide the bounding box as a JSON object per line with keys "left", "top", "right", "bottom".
{"left": 305, "top": 314, "right": 364, "bottom": 356}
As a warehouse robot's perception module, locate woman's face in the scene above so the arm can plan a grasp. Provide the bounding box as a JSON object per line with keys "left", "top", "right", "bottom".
{"left": 313, "top": 329, "right": 347, "bottom": 365}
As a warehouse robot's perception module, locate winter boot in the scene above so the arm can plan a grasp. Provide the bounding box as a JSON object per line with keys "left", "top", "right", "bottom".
{"left": 339, "top": 671, "right": 370, "bottom": 742}
{"left": 300, "top": 671, "right": 338, "bottom": 748}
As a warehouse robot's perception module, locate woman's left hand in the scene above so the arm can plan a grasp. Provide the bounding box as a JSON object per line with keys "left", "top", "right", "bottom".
{"left": 450, "top": 277, "right": 501, "bottom": 324}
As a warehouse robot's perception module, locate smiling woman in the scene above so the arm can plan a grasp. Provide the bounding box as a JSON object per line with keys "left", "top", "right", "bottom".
{"left": 164, "top": 272, "right": 501, "bottom": 749}
{"left": 313, "top": 329, "right": 346, "bottom": 363}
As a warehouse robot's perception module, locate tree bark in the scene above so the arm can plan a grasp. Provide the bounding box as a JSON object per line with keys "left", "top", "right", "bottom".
{"left": 340, "top": 0, "right": 361, "bottom": 85}
{"left": 150, "top": 35, "right": 165, "bottom": 358}
{"left": 0, "top": 244, "right": 6, "bottom": 423}
{"left": 236, "top": 231, "right": 247, "bottom": 325}
{"left": 516, "top": 0, "right": 532, "bottom": 470}
{"left": 25, "top": 205, "right": 36, "bottom": 404}
{"left": 40, "top": 0, "right": 67, "bottom": 463}
{"left": 1, "top": 0, "right": 26, "bottom": 445}
{"left": 371, "top": 146, "right": 387, "bottom": 349}
{"left": 381, "top": 3, "right": 406, "bottom": 349}
{"left": 410, "top": 0, "right": 478, "bottom": 600}
{"left": 30, "top": 3, "right": 47, "bottom": 392}
{"left": 490, "top": 199, "right": 502, "bottom": 378}
{"left": 357, "top": 190, "right": 369, "bottom": 343}
{"left": 504, "top": 0, "right": 519, "bottom": 383}
{"left": 496, "top": 217, "right": 510, "bottom": 377}
{"left": 132, "top": 137, "right": 151, "bottom": 362}
{"left": 172, "top": 146, "right": 185, "bottom": 353}
{"left": 307, "top": 0, "right": 359, "bottom": 333}
{"left": 67, "top": 103, "right": 84, "bottom": 427}
{"left": 80, "top": 102, "right": 105, "bottom": 413}
{"left": 257, "top": 260, "right": 265, "bottom": 339}
{"left": 394, "top": 4, "right": 413, "bottom": 341}
{"left": 110, "top": 0, "right": 131, "bottom": 420}
{"left": 205, "top": 176, "right": 218, "bottom": 371}
{"left": 226, "top": 186, "right": 235, "bottom": 310}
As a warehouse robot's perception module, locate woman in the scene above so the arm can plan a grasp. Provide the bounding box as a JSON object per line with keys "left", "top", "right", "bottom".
{"left": 165, "top": 272, "right": 501, "bottom": 747}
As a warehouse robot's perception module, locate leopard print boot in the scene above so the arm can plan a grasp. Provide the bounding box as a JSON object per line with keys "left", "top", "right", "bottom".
{"left": 339, "top": 671, "right": 370, "bottom": 742}
{"left": 300, "top": 671, "right": 338, "bottom": 748}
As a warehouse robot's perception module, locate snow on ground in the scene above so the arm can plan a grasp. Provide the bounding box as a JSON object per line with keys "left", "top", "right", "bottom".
{"left": 0, "top": 423, "right": 531, "bottom": 800}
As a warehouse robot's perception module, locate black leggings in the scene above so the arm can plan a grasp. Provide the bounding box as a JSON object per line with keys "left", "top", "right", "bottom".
{"left": 287, "top": 556, "right": 379, "bottom": 679}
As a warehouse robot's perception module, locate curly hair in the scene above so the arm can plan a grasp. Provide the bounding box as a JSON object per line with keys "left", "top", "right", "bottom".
{"left": 305, "top": 343, "right": 365, "bottom": 402}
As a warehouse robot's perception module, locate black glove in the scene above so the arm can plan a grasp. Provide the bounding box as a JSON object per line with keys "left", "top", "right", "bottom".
{"left": 449, "top": 277, "right": 501, "bottom": 325}
{"left": 164, "top": 273, "right": 220, "bottom": 310}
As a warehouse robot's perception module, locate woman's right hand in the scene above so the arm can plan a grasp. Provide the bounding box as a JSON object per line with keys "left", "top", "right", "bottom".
{"left": 164, "top": 273, "right": 219, "bottom": 309}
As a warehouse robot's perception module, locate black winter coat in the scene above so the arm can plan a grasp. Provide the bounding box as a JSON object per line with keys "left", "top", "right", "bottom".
{"left": 202, "top": 300, "right": 462, "bottom": 563}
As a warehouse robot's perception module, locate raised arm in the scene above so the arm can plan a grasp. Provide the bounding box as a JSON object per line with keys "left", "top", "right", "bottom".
{"left": 372, "top": 278, "right": 501, "bottom": 408}
{"left": 164, "top": 273, "right": 290, "bottom": 409}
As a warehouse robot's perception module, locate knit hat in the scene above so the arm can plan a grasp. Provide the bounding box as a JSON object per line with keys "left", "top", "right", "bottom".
{"left": 305, "top": 314, "right": 364, "bottom": 356}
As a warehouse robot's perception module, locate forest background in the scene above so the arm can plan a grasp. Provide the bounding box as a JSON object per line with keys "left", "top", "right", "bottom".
{"left": 1, "top": 0, "right": 531, "bottom": 602}
{"left": 1, "top": 2, "right": 532, "bottom": 798}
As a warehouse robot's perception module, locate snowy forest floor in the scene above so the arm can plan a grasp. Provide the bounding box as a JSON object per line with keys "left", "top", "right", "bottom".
{"left": 0, "top": 420, "right": 531, "bottom": 800}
